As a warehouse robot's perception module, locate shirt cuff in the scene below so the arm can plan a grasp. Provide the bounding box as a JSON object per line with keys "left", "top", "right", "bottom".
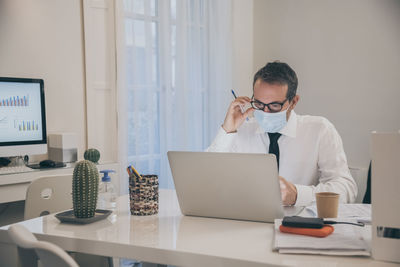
{"left": 294, "top": 184, "right": 314, "bottom": 206}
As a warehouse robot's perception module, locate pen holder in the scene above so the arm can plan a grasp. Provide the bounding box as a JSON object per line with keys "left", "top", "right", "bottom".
{"left": 129, "top": 174, "right": 159, "bottom": 216}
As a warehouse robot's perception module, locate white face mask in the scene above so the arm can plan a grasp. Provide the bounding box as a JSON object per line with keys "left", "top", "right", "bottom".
{"left": 253, "top": 107, "right": 289, "bottom": 133}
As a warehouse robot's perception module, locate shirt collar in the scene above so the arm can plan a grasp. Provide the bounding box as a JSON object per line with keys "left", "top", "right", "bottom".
{"left": 255, "top": 110, "right": 298, "bottom": 138}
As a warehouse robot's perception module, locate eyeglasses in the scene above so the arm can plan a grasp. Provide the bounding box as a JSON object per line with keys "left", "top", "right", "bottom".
{"left": 250, "top": 98, "right": 288, "bottom": 113}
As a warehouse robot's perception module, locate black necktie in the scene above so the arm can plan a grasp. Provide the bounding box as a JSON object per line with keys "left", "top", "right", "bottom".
{"left": 268, "top": 132, "right": 282, "bottom": 169}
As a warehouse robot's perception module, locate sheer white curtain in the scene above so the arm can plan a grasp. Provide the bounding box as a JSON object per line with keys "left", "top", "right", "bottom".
{"left": 117, "top": 0, "right": 232, "bottom": 191}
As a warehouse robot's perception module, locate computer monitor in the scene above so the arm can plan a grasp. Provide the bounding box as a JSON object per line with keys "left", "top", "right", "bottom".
{"left": 0, "top": 77, "right": 47, "bottom": 157}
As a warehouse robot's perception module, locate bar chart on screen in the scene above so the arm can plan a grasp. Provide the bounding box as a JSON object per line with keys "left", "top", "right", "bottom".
{"left": 0, "top": 95, "right": 29, "bottom": 107}
{"left": 14, "top": 120, "right": 39, "bottom": 131}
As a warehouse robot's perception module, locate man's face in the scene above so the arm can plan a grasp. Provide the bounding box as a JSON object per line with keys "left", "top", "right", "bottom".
{"left": 253, "top": 79, "right": 299, "bottom": 120}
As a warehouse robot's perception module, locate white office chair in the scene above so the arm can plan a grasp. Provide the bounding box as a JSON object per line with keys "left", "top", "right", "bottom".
{"left": 24, "top": 174, "right": 73, "bottom": 220}
{"left": 24, "top": 174, "right": 114, "bottom": 267}
{"left": 349, "top": 167, "right": 369, "bottom": 203}
{"left": 8, "top": 224, "right": 79, "bottom": 267}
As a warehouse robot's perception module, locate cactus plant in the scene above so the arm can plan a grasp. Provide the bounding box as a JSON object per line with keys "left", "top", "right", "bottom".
{"left": 84, "top": 148, "right": 100, "bottom": 164}
{"left": 72, "top": 160, "right": 99, "bottom": 218}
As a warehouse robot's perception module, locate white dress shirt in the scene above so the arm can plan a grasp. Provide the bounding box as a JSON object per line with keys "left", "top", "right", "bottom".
{"left": 207, "top": 111, "right": 357, "bottom": 206}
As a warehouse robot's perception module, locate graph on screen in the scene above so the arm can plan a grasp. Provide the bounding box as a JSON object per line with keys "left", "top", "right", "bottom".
{"left": 0, "top": 95, "right": 29, "bottom": 107}
{"left": 15, "top": 120, "right": 39, "bottom": 131}
{"left": 0, "top": 81, "right": 43, "bottom": 143}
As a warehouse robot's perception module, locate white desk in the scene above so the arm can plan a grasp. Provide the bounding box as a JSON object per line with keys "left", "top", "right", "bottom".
{"left": 0, "top": 162, "right": 119, "bottom": 203}
{"left": 0, "top": 190, "right": 398, "bottom": 267}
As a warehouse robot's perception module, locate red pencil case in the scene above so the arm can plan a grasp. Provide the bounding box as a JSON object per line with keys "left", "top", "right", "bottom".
{"left": 279, "top": 224, "right": 334, "bottom": 237}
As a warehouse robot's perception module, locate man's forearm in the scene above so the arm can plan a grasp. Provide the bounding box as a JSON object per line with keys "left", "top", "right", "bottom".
{"left": 206, "top": 127, "right": 237, "bottom": 152}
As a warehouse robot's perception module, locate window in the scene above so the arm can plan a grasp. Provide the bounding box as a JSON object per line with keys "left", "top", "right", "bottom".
{"left": 122, "top": 0, "right": 232, "bottom": 188}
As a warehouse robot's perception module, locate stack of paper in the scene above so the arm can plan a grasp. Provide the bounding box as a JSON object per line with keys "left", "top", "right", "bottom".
{"left": 274, "top": 217, "right": 371, "bottom": 256}
{"left": 306, "top": 203, "right": 371, "bottom": 223}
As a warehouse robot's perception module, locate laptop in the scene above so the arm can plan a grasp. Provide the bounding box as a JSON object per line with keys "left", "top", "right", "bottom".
{"left": 167, "top": 151, "right": 299, "bottom": 223}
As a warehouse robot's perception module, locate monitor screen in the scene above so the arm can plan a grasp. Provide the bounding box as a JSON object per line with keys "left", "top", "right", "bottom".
{"left": 0, "top": 77, "right": 47, "bottom": 157}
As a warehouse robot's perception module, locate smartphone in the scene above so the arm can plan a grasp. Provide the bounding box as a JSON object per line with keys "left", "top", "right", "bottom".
{"left": 282, "top": 216, "right": 324, "bottom": 229}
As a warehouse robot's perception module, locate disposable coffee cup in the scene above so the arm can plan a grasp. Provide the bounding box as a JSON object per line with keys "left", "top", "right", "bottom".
{"left": 316, "top": 192, "right": 339, "bottom": 218}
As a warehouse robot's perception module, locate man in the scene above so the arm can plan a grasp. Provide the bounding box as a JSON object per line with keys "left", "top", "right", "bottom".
{"left": 207, "top": 61, "right": 357, "bottom": 206}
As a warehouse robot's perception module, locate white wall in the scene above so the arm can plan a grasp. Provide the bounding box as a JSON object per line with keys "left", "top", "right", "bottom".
{"left": 0, "top": 0, "right": 87, "bottom": 161}
{"left": 253, "top": 0, "right": 400, "bottom": 168}
{"left": 232, "top": 0, "right": 254, "bottom": 96}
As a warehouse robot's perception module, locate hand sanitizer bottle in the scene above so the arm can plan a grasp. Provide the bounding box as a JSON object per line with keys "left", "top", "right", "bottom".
{"left": 98, "top": 169, "right": 117, "bottom": 210}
